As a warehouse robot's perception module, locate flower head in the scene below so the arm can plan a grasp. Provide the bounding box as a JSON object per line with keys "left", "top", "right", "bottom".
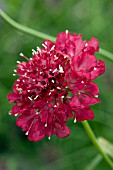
{"left": 8, "top": 31, "right": 105, "bottom": 142}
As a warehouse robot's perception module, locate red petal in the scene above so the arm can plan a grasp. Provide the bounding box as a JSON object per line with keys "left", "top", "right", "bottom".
{"left": 75, "top": 108, "right": 94, "bottom": 121}
{"left": 7, "top": 92, "right": 20, "bottom": 103}
{"left": 55, "top": 124, "right": 70, "bottom": 138}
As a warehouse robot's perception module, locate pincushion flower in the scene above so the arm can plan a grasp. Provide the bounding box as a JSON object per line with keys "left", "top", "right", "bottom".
{"left": 8, "top": 31, "right": 105, "bottom": 142}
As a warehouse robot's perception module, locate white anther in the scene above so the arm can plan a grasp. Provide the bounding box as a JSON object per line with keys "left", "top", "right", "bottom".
{"left": 45, "top": 41, "right": 47, "bottom": 45}
{"left": 53, "top": 68, "right": 58, "bottom": 73}
{"left": 17, "top": 79, "right": 20, "bottom": 82}
{"left": 17, "top": 61, "right": 20, "bottom": 64}
{"left": 59, "top": 65, "right": 64, "bottom": 73}
{"left": 40, "top": 72, "right": 42, "bottom": 74}
{"left": 25, "top": 131, "right": 28, "bottom": 135}
{"left": 14, "top": 69, "right": 17, "bottom": 72}
{"left": 22, "top": 80, "right": 25, "bottom": 82}
{"left": 27, "top": 90, "right": 30, "bottom": 92}
{"left": 45, "top": 123, "right": 47, "bottom": 127}
{"left": 78, "top": 92, "right": 81, "bottom": 95}
{"left": 66, "top": 30, "right": 69, "bottom": 34}
{"left": 49, "top": 92, "right": 51, "bottom": 95}
{"left": 30, "top": 58, "right": 33, "bottom": 60}
{"left": 15, "top": 114, "right": 18, "bottom": 117}
{"left": 64, "top": 55, "right": 67, "bottom": 58}
{"left": 57, "top": 87, "right": 61, "bottom": 90}
{"left": 13, "top": 74, "right": 16, "bottom": 76}
{"left": 36, "top": 112, "right": 39, "bottom": 115}
{"left": 28, "top": 96, "right": 32, "bottom": 101}
{"left": 48, "top": 136, "right": 51, "bottom": 140}
{"left": 94, "top": 67, "right": 97, "bottom": 70}
{"left": 74, "top": 118, "right": 76, "bottom": 123}
{"left": 54, "top": 105, "right": 57, "bottom": 107}
{"left": 20, "top": 53, "right": 24, "bottom": 57}
{"left": 95, "top": 95, "right": 98, "bottom": 98}
{"left": 8, "top": 111, "right": 12, "bottom": 115}
{"left": 85, "top": 43, "right": 88, "bottom": 47}
{"left": 52, "top": 79, "right": 55, "bottom": 83}
{"left": 81, "top": 81, "right": 84, "bottom": 84}
{"left": 61, "top": 96, "right": 65, "bottom": 98}
{"left": 37, "top": 47, "right": 41, "bottom": 53}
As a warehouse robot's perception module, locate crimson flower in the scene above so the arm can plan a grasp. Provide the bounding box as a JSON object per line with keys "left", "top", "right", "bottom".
{"left": 8, "top": 31, "right": 105, "bottom": 142}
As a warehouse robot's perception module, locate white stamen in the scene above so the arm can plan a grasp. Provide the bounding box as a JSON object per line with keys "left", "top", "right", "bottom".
{"left": 17, "top": 79, "right": 20, "bottom": 82}
{"left": 48, "top": 136, "right": 51, "bottom": 140}
{"left": 61, "top": 96, "right": 65, "bottom": 98}
{"left": 53, "top": 68, "right": 58, "bottom": 73}
{"left": 54, "top": 105, "right": 57, "bottom": 107}
{"left": 30, "top": 58, "right": 33, "bottom": 60}
{"left": 81, "top": 81, "right": 84, "bottom": 84}
{"left": 28, "top": 96, "right": 32, "bottom": 101}
{"left": 74, "top": 118, "right": 76, "bottom": 123}
{"left": 25, "top": 131, "right": 28, "bottom": 135}
{"left": 50, "top": 69, "right": 52, "bottom": 71}
{"left": 40, "top": 72, "right": 42, "bottom": 74}
{"left": 32, "top": 49, "right": 37, "bottom": 53}
{"left": 54, "top": 55, "right": 58, "bottom": 60}
{"left": 34, "top": 95, "right": 39, "bottom": 100}
{"left": 42, "top": 43, "right": 47, "bottom": 48}
{"left": 50, "top": 45, "right": 55, "bottom": 51}
{"left": 95, "top": 95, "right": 98, "bottom": 98}
{"left": 16, "top": 87, "right": 22, "bottom": 92}
{"left": 94, "top": 67, "right": 97, "bottom": 70}
{"left": 15, "top": 114, "right": 18, "bottom": 117}
{"left": 20, "top": 53, "right": 24, "bottom": 57}
{"left": 22, "top": 80, "right": 25, "bottom": 82}
{"left": 59, "top": 65, "right": 64, "bottom": 73}
{"left": 37, "top": 47, "right": 41, "bottom": 53}
{"left": 45, "top": 123, "right": 47, "bottom": 127}
{"left": 66, "top": 30, "right": 69, "bottom": 34}
{"left": 27, "top": 90, "right": 30, "bottom": 92}
{"left": 17, "top": 61, "right": 20, "bottom": 64}
{"left": 13, "top": 74, "right": 16, "bottom": 76}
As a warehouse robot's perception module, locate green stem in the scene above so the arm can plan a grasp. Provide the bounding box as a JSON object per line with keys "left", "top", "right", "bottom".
{"left": 0, "top": 9, "right": 56, "bottom": 42}
{"left": 82, "top": 121, "right": 113, "bottom": 169}
{"left": 0, "top": 10, "right": 113, "bottom": 61}
{"left": 99, "top": 48, "right": 113, "bottom": 62}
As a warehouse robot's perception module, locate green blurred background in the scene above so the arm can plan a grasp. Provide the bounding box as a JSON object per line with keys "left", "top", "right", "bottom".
{"left": 0, "top": 0, "right": 113, "bottom": 169}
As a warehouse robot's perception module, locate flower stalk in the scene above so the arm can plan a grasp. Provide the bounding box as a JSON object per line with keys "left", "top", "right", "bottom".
{"left": 0, "top": 9, "right": 113, "bottom": 62}
{"left": 82, "top": 121, "right": 113, "bottom": 169}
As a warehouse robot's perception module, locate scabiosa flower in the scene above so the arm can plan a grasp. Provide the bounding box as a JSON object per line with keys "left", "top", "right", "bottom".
{"left": 8, "top": 31, "right": 105, "bottom": 142}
